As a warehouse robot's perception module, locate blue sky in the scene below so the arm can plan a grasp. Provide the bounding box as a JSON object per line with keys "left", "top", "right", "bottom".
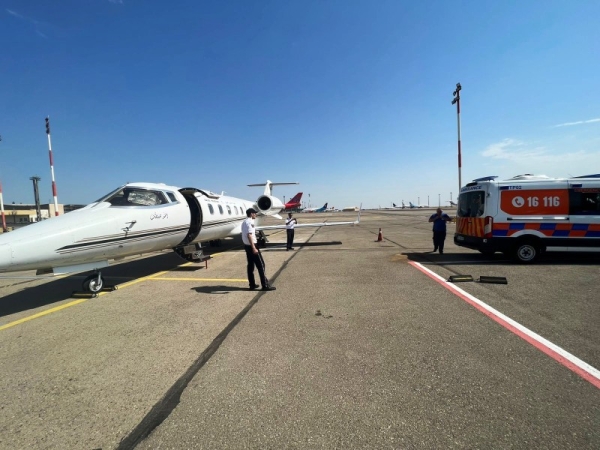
{"left": 2, "top": 0, "right": 599, "bottom": 209}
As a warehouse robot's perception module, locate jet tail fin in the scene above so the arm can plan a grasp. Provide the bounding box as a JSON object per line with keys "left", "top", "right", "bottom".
{"left": 355, "top": 204, "right": 362, "bottom": 224}
{"left": 289, "top": 192, "right": 303, "bottom": 203}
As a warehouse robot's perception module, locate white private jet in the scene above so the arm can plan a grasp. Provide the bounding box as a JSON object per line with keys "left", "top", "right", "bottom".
{"left": 0, "top": 180, "right": 359, "bottom": 293}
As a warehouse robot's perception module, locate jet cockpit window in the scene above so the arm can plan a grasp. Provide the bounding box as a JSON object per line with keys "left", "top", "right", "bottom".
{"left": 106, "top": 188, "right": 168, "bottom": 207}
{"left": 167, "top": 192, "right": 177, "bottom": 202}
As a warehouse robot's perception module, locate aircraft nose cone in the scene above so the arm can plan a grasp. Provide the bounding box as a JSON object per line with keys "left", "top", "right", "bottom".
{"left": 0, "top": 243, "right": 12, "bottom": 270}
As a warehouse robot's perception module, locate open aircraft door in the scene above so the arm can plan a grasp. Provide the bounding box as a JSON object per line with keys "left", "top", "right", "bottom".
{"left": 174, "top": 188, "right": 204, "bottom": 262}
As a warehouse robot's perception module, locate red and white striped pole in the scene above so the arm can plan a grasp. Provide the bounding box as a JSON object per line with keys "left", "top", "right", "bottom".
{"left": 0, "top": 135, "right": 6, "bottom": 232}
{"left": 45, "top": 117, "right": 59, "bottom": 216}
{"left": 452, "top": 83, "right": 462, "bottom": 194}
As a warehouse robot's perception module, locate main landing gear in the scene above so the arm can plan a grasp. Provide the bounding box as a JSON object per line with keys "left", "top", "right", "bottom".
{"left": 257, "top": 230, "right": 268, "bottom": 248}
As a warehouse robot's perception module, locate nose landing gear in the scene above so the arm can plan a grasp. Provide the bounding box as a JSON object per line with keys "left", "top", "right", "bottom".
{"left": 82, "top": 272, "right": 104, "bottom": 293}
{"left": 78, "top": 271, "right": 117, "bottom": 296}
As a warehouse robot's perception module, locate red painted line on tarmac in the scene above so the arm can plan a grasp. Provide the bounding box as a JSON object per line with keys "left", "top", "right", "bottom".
{"left": 409, "top": 261, "right": 600, "bottom": 390}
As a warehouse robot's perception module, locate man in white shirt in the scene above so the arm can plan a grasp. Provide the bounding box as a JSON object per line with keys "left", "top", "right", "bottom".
{"left": 241, "top": 208, "right": 276, "bottom": 291}
{"left": 285, "top": 212, "right": 297, "bottom": 250}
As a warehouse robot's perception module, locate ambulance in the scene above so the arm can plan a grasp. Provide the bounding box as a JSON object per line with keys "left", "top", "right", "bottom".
{"left": 453, "top": 174, "right": 600, "bottom": 262}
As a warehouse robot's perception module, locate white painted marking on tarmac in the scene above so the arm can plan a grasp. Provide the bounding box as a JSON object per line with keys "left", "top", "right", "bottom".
{"left": 409, "top": 261, "right": 600, "bottom": 389}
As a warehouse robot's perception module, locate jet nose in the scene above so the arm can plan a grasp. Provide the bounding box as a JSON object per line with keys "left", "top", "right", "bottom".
{"left": 0, "top": 243, "right": 13, "bottom": 271}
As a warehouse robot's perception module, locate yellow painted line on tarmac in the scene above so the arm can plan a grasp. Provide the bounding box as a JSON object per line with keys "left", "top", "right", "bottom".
{"left": 0, "top": 271, "right": 171, "bottom": 332}
{"left": 116, "top": 270, "right": 171, "bottom": 289}
{"left": 0, "top": 250, "right": 242, "bottom": 331}
{"left": 0, "top": 299, "right": 88, "bottom": 331}
{"left": 149, "top": 277, "right": 247, "bottom": 282}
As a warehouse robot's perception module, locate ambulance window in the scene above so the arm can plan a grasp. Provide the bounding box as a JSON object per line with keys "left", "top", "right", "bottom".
{"left": 458, "top": 192, "right": 484, "bottom": 218}
{"left": 569, "top": 188, "right": 600, "bottom": 215}
{"left": 218, "top": 205, "right": 224, "bottom": 214}
{"left": 208, "top": 204, "right": 214, "bottom": 214}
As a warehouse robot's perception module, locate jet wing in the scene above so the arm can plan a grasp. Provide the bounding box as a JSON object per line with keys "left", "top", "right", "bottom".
{"left": 256, "top": 208, "right": 360, "bottom": 231}
{"left": 256, "top": 219, "right": 358, "bottom": 231}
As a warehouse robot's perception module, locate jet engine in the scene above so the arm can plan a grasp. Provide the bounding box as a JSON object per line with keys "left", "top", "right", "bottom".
{"left": 256, "top": 195, "right": 285, "bottom": 215}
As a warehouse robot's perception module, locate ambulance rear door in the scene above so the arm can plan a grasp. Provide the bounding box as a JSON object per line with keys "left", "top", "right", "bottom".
{"left": 455, "top": 183, "right": 494, "bottom": 243}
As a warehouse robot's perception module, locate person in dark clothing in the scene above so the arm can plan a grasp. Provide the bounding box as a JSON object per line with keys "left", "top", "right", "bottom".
{"left": 285, "top": 212, "right": 297, "bottom": 250}
{"left": 428, "top": 208, "right": 452, "bottom": 254}
{"left": 241, "top": 208, "right": 276, "bottom": 291}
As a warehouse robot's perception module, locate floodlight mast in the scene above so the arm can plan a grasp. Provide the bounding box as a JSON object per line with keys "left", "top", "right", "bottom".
{"left": 451, "top": 83, "right": 462, "bottom": 195}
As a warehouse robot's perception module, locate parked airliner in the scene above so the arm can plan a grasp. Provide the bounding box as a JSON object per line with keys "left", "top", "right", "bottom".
{"left": 283, "top": 192, "right": 303, "bottom": 211}
{"left": 304, "top": 202, "right": 329, "bottom": 213}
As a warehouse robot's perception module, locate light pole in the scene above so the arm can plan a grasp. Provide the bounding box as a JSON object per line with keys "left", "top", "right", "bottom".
{"left": 452, "top": 83, "right": 462, "bottom": 195}
{"left": 30, "top": 176, "right": 42, "bottom": 222}
{"left": 438, "top": 194, "right": 441, "bottom": 207}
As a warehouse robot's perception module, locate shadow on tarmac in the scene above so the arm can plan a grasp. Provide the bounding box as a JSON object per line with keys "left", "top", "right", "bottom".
{"left": 405, "top": 251, "right": 600, "bottom": 265}
{"left": 191, "top": 285, "right": 253, "bottom": 294}
{"left": 0, "top": 252, "right": 197, "bottom": 318}
{"left": 262, "top": 241, "right": 343, "bottom": 249}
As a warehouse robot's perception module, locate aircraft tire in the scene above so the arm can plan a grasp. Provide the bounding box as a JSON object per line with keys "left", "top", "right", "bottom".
{"left": 83, "top": 274, "right": 104, "bottom": 293}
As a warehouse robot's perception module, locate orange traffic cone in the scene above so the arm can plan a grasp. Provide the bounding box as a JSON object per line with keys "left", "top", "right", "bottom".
{"left": 376, "top": 228, "right": 383, "bottom": 242}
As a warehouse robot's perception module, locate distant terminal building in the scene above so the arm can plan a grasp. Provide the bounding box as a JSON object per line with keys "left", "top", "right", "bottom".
{"left": 1, "top": 203, "right": 85, "bottom": 232}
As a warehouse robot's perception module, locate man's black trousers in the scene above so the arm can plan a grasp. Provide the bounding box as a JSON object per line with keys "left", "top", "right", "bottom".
{"left": 244, "top": 245, "right": 268, "bottom": 288}
{"left": 432, "top": 231, "right": 446, "bottom": 252}
{"left": 286, "top": 229, "right": 295, "bottom": 249}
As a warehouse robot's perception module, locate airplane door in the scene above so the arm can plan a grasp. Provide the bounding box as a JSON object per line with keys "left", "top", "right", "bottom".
{"left": 177, "top": 189, "right": 203, "bottom": 246}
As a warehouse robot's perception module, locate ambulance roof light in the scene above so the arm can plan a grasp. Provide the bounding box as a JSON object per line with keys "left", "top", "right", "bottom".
{"left": 507, "top": 174, "right": 551, "bottom": 180}
{"left": 472, "top": 176, "right": 498, "bottom": 182}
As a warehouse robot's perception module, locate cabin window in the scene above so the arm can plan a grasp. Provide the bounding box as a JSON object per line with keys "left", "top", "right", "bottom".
{"left": 569, "top": 188, "right": 600, "bottom": 215}
{"left": 208, "top": 204, "right": 214, "bottom": 214}
{"left": 227, "top": 205, "right": 231, "bottom": 215}
{"left": 218, "top": 205, "right": 224, "bottom": 214}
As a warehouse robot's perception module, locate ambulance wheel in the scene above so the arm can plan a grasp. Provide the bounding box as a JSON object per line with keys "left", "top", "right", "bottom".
{"left": 513, "top": 240, "right": 540, "bottom": 263}
{"left": 82, "top": 274, "right": 104, "bottom": 293}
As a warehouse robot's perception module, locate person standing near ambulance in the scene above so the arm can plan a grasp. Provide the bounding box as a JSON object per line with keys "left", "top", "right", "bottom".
{"left": 285, "top": 212, "right": 297, "bottom": 250}
{"left": 428, "top": 208, "right": 452, "bottom": 254}
{"left": 242, "top": 208, "right": 276, "bottom": 291}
